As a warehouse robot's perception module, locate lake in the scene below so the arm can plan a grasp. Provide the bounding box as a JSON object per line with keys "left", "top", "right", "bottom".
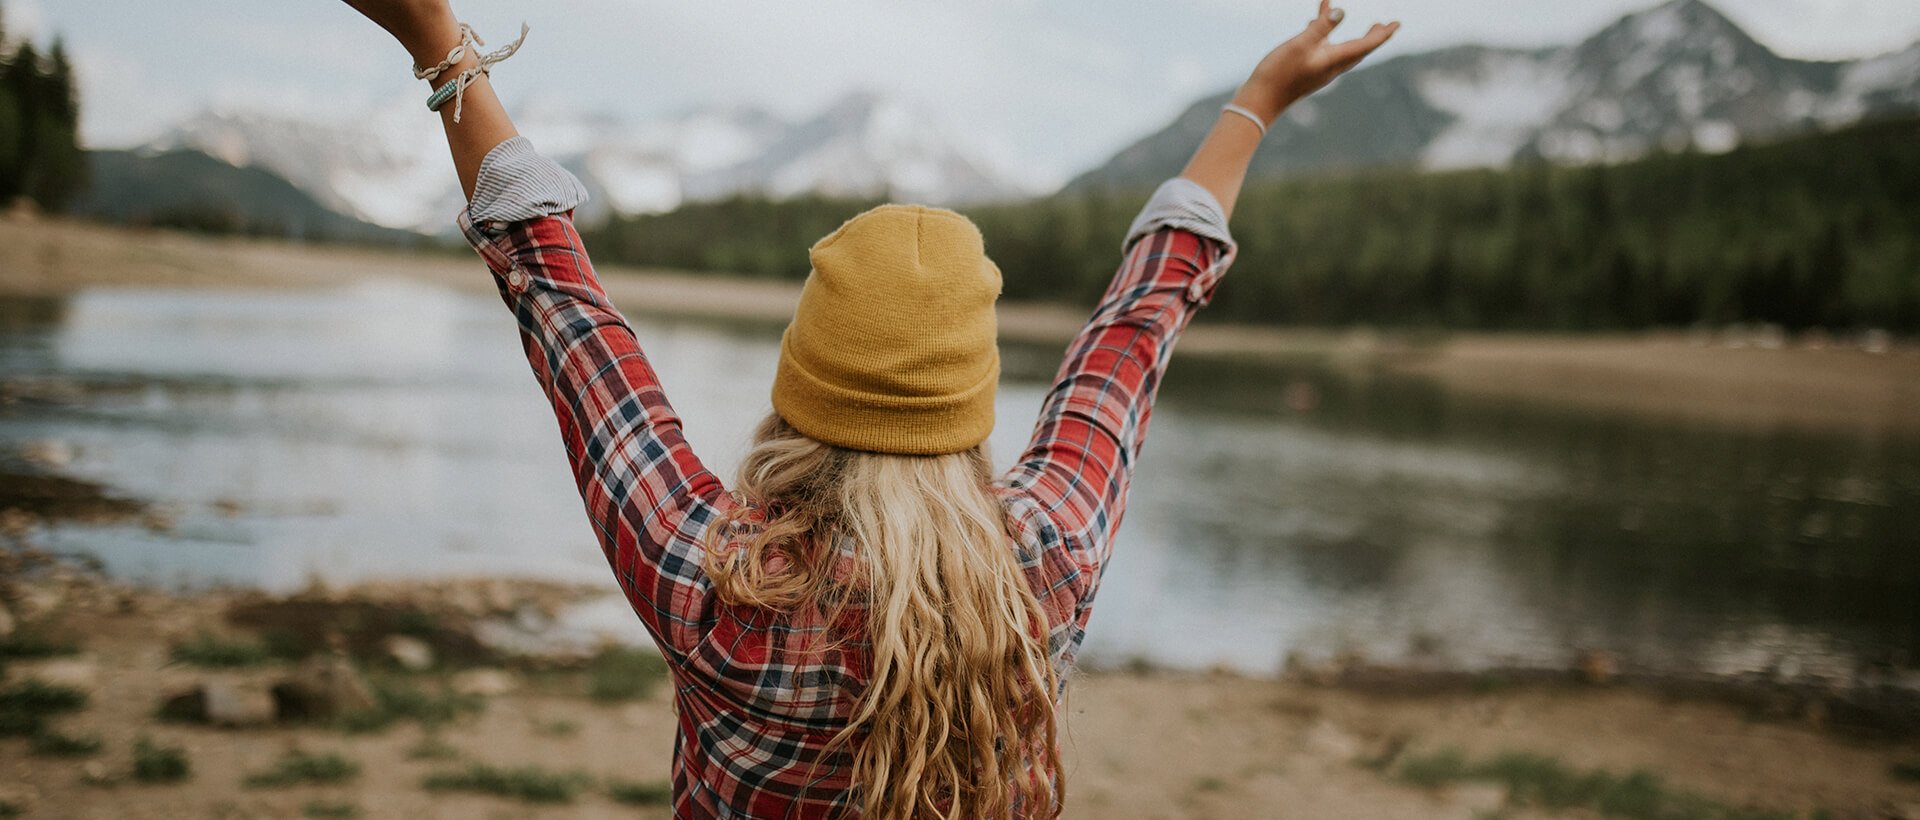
{"left": 1, "top": 283, "right": 1916, "bottom": 685}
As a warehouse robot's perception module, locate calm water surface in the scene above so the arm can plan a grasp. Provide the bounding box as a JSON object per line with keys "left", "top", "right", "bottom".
{"left": 1, "top": 284, "right": 1915, "bottom": 684}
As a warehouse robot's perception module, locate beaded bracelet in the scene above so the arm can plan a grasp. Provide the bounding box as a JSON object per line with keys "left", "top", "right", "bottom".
{"left": 417, "top": 22, "right": 528, "bottom": 123}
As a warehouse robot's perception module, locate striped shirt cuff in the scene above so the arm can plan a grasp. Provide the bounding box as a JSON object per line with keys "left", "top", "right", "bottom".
{"left": 1122, "top": 177, "right": 1235, "bottom": 254}
{"left": 466, "top": 135, "right": 590, "bottom": 224}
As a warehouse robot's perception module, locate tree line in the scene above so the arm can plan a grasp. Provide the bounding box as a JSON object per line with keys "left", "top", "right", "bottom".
{"left": 587, "top": 116, "right": 1920, "bottom": 332}
{"left": 0, "top": 2, "right": 84, "bottom": 212}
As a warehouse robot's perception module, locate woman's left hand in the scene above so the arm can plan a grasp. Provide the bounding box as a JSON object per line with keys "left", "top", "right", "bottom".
{"left": 1232, "top": 0, "right": 1399, "bottom": 124}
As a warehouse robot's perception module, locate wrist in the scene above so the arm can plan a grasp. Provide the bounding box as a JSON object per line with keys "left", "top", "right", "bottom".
{"left": 1230, "top": 86, "right": 1291, "bottom": 125}
{"left": 400, "top": 12, "right": 463, "bottom": 68}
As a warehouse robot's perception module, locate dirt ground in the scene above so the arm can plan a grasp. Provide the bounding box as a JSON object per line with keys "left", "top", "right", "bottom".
{"left": 3, "top": 215, "right": 1917, "bottom": 437}
{"left": 0, "top": 561, "right": 1917, "bottom": 820}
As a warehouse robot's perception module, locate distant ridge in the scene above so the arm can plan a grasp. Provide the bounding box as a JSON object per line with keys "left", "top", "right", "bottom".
{"left": 1067, "top": 0, "right": 1920, "bottom": 192}
{"left": 71, "top": 149, "right": 422, "bottom": 245}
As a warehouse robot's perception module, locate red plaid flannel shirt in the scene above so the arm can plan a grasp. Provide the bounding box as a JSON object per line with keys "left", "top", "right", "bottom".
{"left": 462, "top": 204, "right": 1234, "bottom": 818}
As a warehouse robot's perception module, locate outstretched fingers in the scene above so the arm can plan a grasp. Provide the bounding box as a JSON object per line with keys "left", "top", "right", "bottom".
{"left": 1325, "top": 20, "right": 1399, "bottom": 69}
{"left": 1303, "top": 0, "right": 1345, "bottom": 43}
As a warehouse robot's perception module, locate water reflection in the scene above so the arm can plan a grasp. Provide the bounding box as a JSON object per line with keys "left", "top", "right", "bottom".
{"left": 0, "top": 285, "right": 1914, "bottom": 685}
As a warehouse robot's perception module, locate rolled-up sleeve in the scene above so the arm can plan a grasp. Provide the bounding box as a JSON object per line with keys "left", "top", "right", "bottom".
{"left": 466, "top": 135, "right": 590, "bottom": 224}
{"left": 1122, "top": 176, "right": 1235, "bottom": 255}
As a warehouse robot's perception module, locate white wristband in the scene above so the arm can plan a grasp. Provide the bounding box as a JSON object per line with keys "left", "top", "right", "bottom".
{"left": 1220, "top": 103, "right": 1269, "bottom": 137}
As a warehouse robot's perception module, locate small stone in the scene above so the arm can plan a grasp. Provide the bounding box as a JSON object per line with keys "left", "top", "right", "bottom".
{"left": 20, "top": 438, "right": 73, "bottom": 469}
{"left": 17, "top": 657, "right": 99, "bottom": 692}
{"left": 273, "top": 654, "right": 377, "bottom": 721}
{"left": 203, "top": 677, "right": 276, "bottom": 727}
{"left": 384, "top": 635, "right": 435, "bottom": 671}
{"left": 13, "top": 579, "right": 66, "bottom": 620}
{"left": 450, "top": 668, "right": 520, "bottom": 698}
{"left": 1576, "top": 649, "right": 1618, "bottom": 685}
{"left": 1444, "top": 783, "right": 1509, "bottom": 816}
{"left": 1301, "top": 720, "right": 1364, "bottom": 761}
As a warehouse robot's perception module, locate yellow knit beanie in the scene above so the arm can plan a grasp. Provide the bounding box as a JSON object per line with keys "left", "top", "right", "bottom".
{"left": 771, "top": 204, "right": 1001, "bottom": 456}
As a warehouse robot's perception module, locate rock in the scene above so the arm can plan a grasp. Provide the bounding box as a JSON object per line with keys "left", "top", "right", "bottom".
{"left": 12, "top": 578, "right": 66, "bottom": 620}
{"left": 1301, "top": 720, "right": 1364, "bottom": 761}
{"left": 1443, "top": 783, "right": 1509, "bottom": 817}
{"left": 450, "top": 668, "right": 520, "bottom": 698}
{"left": 16, "top": 657, "right": 99, "bottom": 692}
{"left": 384, "top": 635, "right": 435, "bottom": 671}
{"left": 203, "top": 677, "right": 277, "bottom": 727}
{"left": 1576, "top": 649, "right": 1618, "bottom": 685}
{"left": 19, "top": 439, "right": 74, "bottom": 469}
{"left": 273, "top": 654, "right": 377, "bottom": 721}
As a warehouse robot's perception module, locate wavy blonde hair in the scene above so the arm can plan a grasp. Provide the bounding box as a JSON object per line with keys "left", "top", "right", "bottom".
{"left": 703, "top": 413, "right": 1063, "bottom": 819}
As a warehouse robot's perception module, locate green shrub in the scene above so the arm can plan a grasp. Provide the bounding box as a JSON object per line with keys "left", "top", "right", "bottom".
{"left": 170, "top": 632, "right": 272, "bottom": 668}
{"left": 336, "top": 681, "right": 483, "bottom": 734}
{"left": 422, "top": 764, "right": 591, "bottom": 804}
{"left": 587, "top": 646, "right": 668, "bottom": 703}
{"left": 244, "top": 749, "right": 361, "bottom": 787}
{"left": 607, "top": 779, "right": 672, "bottom": 806}
{"left": 30, "top": 729, "right": 103, "bottom": 757}
{"left": 132, "top": 736, "right": 191, "bottom": 783}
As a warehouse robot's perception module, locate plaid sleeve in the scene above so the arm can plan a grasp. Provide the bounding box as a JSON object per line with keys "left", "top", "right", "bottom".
{"left": 999, "top": 178, "right": 1237, "bottom": 627}
{"left": 460, "top": 206, "right": 724, "bottom": 662}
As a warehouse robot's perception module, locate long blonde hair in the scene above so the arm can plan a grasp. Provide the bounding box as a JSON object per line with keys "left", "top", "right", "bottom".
{"left": 703, "top": 413, "right": 1063, "bottom": 819}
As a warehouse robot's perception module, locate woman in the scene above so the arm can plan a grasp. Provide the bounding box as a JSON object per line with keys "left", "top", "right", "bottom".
{"left": 342, "top": 1, "right": 1395, "bottom": 816}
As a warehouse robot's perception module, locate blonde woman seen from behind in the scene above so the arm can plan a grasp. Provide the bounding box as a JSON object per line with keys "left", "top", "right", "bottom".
{"left": 336, "top": 1, "right": 1396, "bottom": 816}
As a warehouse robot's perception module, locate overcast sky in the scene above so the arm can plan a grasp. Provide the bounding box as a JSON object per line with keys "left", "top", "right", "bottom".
{"left": 17, "top": 0, "right": 1920, "bottom": 184}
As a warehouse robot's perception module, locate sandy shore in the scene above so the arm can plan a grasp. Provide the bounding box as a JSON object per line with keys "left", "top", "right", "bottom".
{"left": 2, "top": 555, "right": 1918, "bottom": 819}
{"left": 3, "top": 215, "right": 1917, "bottom": 437}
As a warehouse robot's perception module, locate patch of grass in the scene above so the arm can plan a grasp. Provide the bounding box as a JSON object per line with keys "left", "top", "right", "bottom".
{"left": 0, "top": 632, "right": 82, "bottom": 659}
{"left": 606, "top": 779, "right": 672, "bottom": 806}
{"left": 422, "top": 764, "right": 592, "bottom": 804}
{"left": 1892, "top": 758, "right": 1920, "bottom": 783}
{"left": 1193, "top": 776, "right": 1228, "bottom": 793}
{"left": 587, "top": 646, "right": 668, "bottom": 703}
{"left": 30, "top": 729, "right": 103, "bottom": 757}
{"left": 302, "top": 801, "right": 360, "bottom": 819}
{"left": 170, "top": 631, "right": 273, "bottom": 668}
{"left": 1392, "top": 748, "right": 1802, "bottom": 820}
{"left": 0, "top": 679, "right": 89, "bottom": 735}
{"left": 0, "top": 679, "right": 89, "bottom": 712}
{"left": 407, "top": 734, "right": 462, "bottom": 761}
{"left": 244, "top": 749, "right": 361, "bottom": 787}
{"left": 132, "top": 736, "right": 191, "bottom": 783}
{"left": 533, "top": 718, "right": 579, "bottom": 738}
{"left": 336, "top": 681, "right": 483, "bottom": 734}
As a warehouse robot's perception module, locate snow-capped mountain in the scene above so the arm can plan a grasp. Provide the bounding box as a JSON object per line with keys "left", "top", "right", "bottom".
{"left": 149, "top": 92, "right": 1030, "bottom": 233}
{"left": 1069, "top": 0, "right": 1920, "bottom": 191}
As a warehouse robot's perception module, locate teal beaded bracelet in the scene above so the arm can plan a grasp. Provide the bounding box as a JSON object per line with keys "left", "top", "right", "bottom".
{"left": 426, "top": 76, "right": 462, "bottom": 113}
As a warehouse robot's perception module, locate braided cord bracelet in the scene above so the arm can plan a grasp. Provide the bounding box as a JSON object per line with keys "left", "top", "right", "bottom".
{"left": 420, "top": 22, "right": 530, "bottom": 123}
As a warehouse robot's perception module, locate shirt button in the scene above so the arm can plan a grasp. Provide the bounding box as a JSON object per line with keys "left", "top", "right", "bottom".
{"left": 507, "top": 267, "right": 529, "bottom": 289}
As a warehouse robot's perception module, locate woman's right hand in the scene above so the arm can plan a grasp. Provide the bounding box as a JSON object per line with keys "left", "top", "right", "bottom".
{"left": 1231, "top": 1, "right": 1399, "bottom": 124}
{"left": 340, "top": 0, "right": 461, "bottom": 66}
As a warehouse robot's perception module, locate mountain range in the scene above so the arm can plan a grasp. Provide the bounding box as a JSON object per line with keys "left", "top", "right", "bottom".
{"left": 93, "top": 0, "right": 1920, "bottom": 236}
{"left": 1069, "top": 0, "right": 1920, "bottom": 190}
{"left": 143, "top": 92, "right": 1028, "bottom": 234}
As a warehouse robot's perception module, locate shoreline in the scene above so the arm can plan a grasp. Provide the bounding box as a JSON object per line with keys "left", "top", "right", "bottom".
{"left": 4, "top": 215, "right": 1918, "bottom": 437}
{"left": 2, "top": 552, "right": 1918, "bottom": 818}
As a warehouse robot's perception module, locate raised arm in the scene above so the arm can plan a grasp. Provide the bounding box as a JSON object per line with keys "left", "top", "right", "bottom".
{"left": 1000, "top": 2, "right": 1395, "bottom": 619}
{"left": 340, "top": 0, "right": 726, "bottom": 661}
